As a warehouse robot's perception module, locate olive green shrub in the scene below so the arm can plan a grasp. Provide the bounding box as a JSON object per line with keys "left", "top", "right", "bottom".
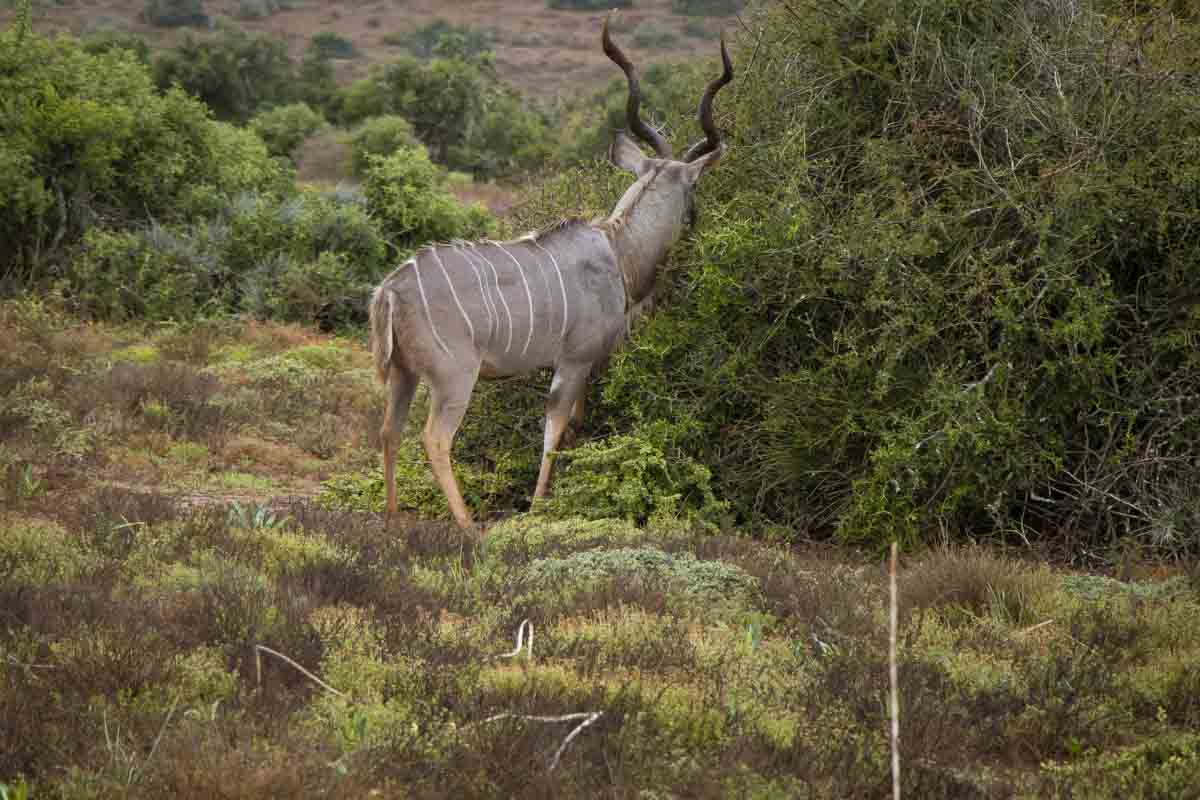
{"left": 249, "top": 102, "right": 326, "bottom": 159}
{"left": 153, "top": 28, "right": 296, "bottom": 123}
{"left": 507, "top": 0, "right": 1200, "bottom": 553}
{"left": 0, "top": 25, "right": 289, "bottom": 281}
{"left": 540, "top": 433, "right": 726, "bottom": 525}
{"left": 70, "top": 189, "right": 389, "bottom": 324}
{"left": 361, "top": 147, "right": 494, "bottom": 248}
{"left": 348, "top": 115, "right": 421, "bottom": 176}
{"left": 332, "top": 55, "right": 551, "bottom": 178}
{"left": 672, "top": 0, "right": 740, "bottom": 15}
{"left": 142, "top": 0, "right": 208, "bottom": 27}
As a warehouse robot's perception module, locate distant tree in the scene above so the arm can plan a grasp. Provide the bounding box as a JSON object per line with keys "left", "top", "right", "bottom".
{"left": 154, "top": 29, "right": 295, "bottom": 122}
{"left": 142, "top": 0, "right": 209, "bottom": 28}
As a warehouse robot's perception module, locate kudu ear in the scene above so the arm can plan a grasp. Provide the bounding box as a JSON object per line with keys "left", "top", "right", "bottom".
{"left": 683, "top": 145, "right": 724, "bottom": 183}
{"left": 609, "top": 131, "right": 652, "bottom": 176}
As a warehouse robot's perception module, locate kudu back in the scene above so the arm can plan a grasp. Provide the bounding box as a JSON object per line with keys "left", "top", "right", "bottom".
{"left": 369, "top": 15, "right": 734, "bottom": 528}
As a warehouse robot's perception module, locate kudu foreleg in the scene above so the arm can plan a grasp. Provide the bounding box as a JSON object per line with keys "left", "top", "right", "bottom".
{"left": 423, "top": 373, "right": 478, "bottom": 528}
{"left": 534, "top": 364, "right": 591, "bottom": 500}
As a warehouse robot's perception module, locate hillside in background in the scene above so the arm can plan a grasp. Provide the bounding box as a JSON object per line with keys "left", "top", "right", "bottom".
{"left": 0, "top": 0, "right": 738, "bottom": 98}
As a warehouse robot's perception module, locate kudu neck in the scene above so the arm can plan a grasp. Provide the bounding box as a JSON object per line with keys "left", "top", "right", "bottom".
{"left": 605, "top": 179, "right": 686, "bottom": 306}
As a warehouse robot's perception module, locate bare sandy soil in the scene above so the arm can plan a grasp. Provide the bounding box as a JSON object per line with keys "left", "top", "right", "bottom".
{"left": 5, "top": 0, "right": 737, "bottom": 98}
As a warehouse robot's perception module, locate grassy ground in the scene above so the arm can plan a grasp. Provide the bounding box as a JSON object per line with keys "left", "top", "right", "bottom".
{"left": 2, "top": 298, "right": 1199, "bottom": 798}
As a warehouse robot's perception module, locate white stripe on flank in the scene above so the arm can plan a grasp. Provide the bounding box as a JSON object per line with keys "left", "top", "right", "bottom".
{"left": 471, "top": 246, "right": 514, "bottom": 354}
{"left": 412, "top": 255, "right": 452, "bottom": 357}
{"left": 457, "top": 245, "right": 496, "bottom": 349}
{"left": 494, "top": 242, "right": 535, "bottom": 357}
{"left": 524, "top": 240, "right": 554, "bottom": 337}
{"left": 430, "top": 247, "right": 475, "bottom": 348}
{"left": 532, "top": 241, "right": 569, "bottom": 341}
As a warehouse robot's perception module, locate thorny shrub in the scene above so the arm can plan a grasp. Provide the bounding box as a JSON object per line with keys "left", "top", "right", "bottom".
{"left": 513, "top": 0, "right": 1200, "bottom": 556}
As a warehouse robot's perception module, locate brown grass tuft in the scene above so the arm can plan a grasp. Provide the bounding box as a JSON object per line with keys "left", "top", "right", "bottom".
{"left": 900, "top": 547, "right": 1055, "bottom": 627}
{"left": 89, "top": 362, "right": 235, "bottom": 446}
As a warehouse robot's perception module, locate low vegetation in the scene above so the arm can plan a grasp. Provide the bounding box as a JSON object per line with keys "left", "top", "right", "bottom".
{"left": 2, "top": 297, "right": 1198, "bottom": 798}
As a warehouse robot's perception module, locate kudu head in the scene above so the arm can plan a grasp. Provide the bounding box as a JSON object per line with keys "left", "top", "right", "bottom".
{"left": 602, "top": 14, "right": 733, "bottom": 238}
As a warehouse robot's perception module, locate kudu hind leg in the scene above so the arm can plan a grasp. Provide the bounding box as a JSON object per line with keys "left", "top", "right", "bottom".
{"left": 560, "top": 394, "right": 585, "bottom": 450}
{"left": 381, "top": 364, "right": 418, "bottom": 515}
{"left": 422, "top": 373, "right": 478, "bottom": 528}
{"left": 534, "top": 364, "right": 591, "bottom": 500}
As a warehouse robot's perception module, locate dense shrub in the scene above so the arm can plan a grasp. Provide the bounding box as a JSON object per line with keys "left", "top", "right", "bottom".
{"left": 142, "top": 0, "right": 208, "bottom": 27}
{"left": 80, "top": 30, "right": 151, "bottom": 62}
{"left": 309, "top": 30, "right": 356, "bottom": 60}
{"left": 249, "top": 102, "right": 326, "bottom": 159}
{"left": 0, "top": 27, "right": 288, "bottom": 282}
{"left": 297, "top": 41, "right": 338, "bottom": 115}
{"left": 332, "top": 55, "right": 551, "bottom": 178}
{"left": 672, "top": 0, "right": 741, "bottom": 14}
{"left": 68, "top": 189, "right": 389, "bottom": 324}
{"left": 511, "top": 0, "right": 1200, "bottom": 552}
{"left": 153, "top": 28, "right": 296, "bottom": 122}
{"left": 348, "top": 115, "right": 421, "bottom": 176}
{"left": 540, "top": 433, "right": 726, "bottom": 526}
{"left": 232, "top": 0, "right": 279, "bottom": 20}
{"left": 389, "top": 19, "right": 494, "bottom": 60}
{"left": 361, "top": 147, "right": 494, "bottom": 249}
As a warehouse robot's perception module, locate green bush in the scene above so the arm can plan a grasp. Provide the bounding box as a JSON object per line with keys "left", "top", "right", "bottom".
{"left": 540, "top": 433, "right": 726, "bottom": 526}
{"left": 80, "top": 30, "right": 150, "bottom": 62}
{"left": 68, "top": 189, "right": 386, "bottom": 323}
{"left": 510, "top": 0, "right": 1200, "bottom": 553}
{"left": 388, "top": 19, "right": 494, "bottom": 60}
{"left": 142, "top": 0, "right": 208, "bottom": 27}
{"left": 0, "top": 517, "right": 100, "bottom": 584}
{"left": 0, "top": 27, "right": 289, "bottom": 279}
{"left": 349, "top": 115, "right": 421, "bottom": 176}
{"left": 310, "top": 30, "right": 356, "bottom": 60}
{"left": 361, "top": 147, "right": 494, "bottom": 250}
{"left": 1042, "top": 732, "right": 1200, "bottom": 798}
{"left": 672, "top": 0, "right": 741, "bottom": 15}
{"left": 71, "top": 225, "right": 227, "bottom": 321}
{"left": 331, "top": 55, "right": 551, "bottom": 178}
{"left": 249, "top": 102, "right": 326, "bottom": 159}
{"left": 153, "top": 28, "right": 296, "bottom": 122}
{"left": 297, "top": 41, "right": 338, "bottom": 115}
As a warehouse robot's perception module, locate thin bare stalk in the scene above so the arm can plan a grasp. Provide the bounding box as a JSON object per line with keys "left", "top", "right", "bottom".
{"left": 889, "top": 541, "right": 900, "bottom": 800}
{"left": 129, "top": 692, "right": 180, "bottom": 785}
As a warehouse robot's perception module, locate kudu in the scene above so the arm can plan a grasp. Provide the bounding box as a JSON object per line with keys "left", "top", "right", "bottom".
{"left": 368, "top": 16, "right": 733, "bottom": 528}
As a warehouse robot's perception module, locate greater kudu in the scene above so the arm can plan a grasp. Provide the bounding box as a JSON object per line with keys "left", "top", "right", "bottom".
{"left": 368, "top": 15, "right": 733, "bottom": 528}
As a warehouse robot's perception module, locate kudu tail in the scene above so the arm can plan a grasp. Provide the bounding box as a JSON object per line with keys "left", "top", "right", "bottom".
{"left": 368, "top": 286, "right": 395, "bottom": 385}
